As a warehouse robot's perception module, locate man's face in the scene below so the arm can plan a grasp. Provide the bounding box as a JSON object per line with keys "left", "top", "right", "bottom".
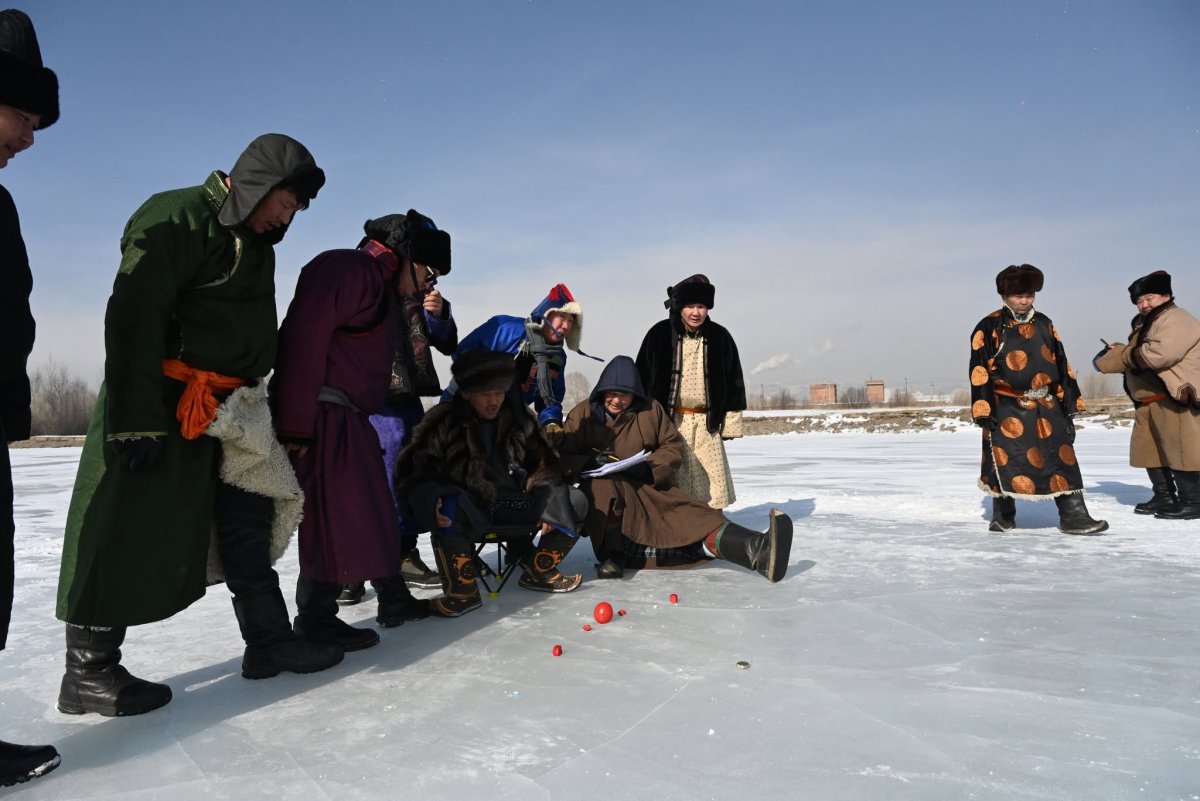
{"left": 246, "top": 188, "right": 301, "bottom": 235}
{"left": 463, "top": 388, "right": 506, "bottom": 420}
{"left": 1136, "top": 293, "right": 1171, "bottom": 315}
{"left": 603, "top": 391, "right": 634, "bottom": 416}
{"left": 542, "top": 311, "right": 573, "bottom": 344}
{"left": 1003, "top": 293, "right": 1035, "bottom": 316}
{"left": 0, "top": 105, "right": 40, "bottom": 168}
{"left": 680, "top": 303, "right": 709, "bottom": 331}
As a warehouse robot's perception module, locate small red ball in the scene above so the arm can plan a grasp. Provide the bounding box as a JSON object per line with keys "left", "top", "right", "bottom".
{"left": 669, "top": 593, "right": 679, "bottom": 604}
{"left": 552, "top": 644, "right": 563, "bottom": 657}
{"left": 617, "top": 609, "right": 627, "bottom": 616}
{"left": 594, "top": 601, "right": 614, "bottom": 624}
{"left": 582, "top": 624, "right": 592, "bottom": 631}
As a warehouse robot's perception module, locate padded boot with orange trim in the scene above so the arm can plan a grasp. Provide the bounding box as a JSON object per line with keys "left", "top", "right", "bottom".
{"left": 518, "top": 530, "right": 582, "bottom": 593}
{"left": 427, "top": 538, "right": 483, "bottom": 618}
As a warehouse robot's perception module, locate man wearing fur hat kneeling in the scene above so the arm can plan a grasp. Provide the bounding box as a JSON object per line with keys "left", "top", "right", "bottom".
{"left": 396, "top": 350, "right": 588, "bottom": 617}
{"left": 969, "top": 264, "right": 1108, "bottom": 535}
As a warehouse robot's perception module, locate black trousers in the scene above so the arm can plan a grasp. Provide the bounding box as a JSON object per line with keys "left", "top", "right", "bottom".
{"left": 213, "top": 481, "right": 279, "bottom": 598}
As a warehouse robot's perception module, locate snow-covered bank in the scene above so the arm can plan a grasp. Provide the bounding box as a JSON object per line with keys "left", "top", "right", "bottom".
{"left": 3, "top": 427, "right": 1197, "bottom": 801}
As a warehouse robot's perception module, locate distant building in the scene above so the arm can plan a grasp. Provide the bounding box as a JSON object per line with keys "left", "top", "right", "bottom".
{"left": 810, "top": 383, "right": 838, "bottom": 405}
{"left": 866, "top": 380, "right": 885, "bottom": 405}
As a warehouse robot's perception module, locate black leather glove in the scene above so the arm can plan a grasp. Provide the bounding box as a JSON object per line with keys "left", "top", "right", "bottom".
{"left": 1063, "top": 415, "right": 1076, "bottom": 444}
{"left": 976, "top": 417, "right": 998, "bottom": 432}
{"left": 620, "top": 462, "right": 655, "bottom": 486}
{"left": 113, "top": 436, "right": 166, "bottom": 471}
{"left": 587, "top": 449, "right": 616, "bottom": 471}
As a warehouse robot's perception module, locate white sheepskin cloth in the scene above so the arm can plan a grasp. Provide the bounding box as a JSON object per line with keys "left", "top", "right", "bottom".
{"left": 203, "top": 381, "right": 303, "bottom": 584}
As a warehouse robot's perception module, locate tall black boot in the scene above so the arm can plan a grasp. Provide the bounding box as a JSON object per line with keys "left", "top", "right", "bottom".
{"left": 1155, "top": 470, "right": 1200, "bottom": 519}
{"left": 988, "top": 496, "right": 1016, "bottom": 532}
{"left": 1054, "top": 493, "right": 1109, "bottom": 535}
{"left": 233, "top": 588, "right": 344, "bottom": 679}
{"left": 518, "top": 530, "right": 582, "bottom": 593}
{"left": 293, "top": 575, "right": 380, "bottom": 651}
{"left": 0, "top": 741, "right": 60, "bottom": 787}
{"left": 1135, "top": 467, "right": 1179, "bottom": 515}
{"left": 371, "top": 573, "right": 431, "bottom": 628}
{"left": 428, "top": 535, "right": 482, "bottom": 618}
{"left": 57, "top": 624, "right": 172, "bottom": 716}
{"left": 705, "top": 509, "right": 793, "bottom": 582}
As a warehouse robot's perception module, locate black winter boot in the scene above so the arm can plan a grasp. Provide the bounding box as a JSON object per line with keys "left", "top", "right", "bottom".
{"left": 596, "top": 553, "right": 625, "bottom": 579}
{"left": 0, "top": 741, "right": 60, "bottom": 787}
{"left": 705, "top": 510, "right": 793, "bottom": 582}
{"left": 233, "top": 588, "right": 344, "bottom": 679}
{"left": 337, "top": 582, "right": 366, "bottom": 605}
{"left": 399, "top": 547, "right": 442, "bottom": 590}
{"left": 519, "top": 530, "right": 582, "bottom": 593}
{"left": 294, "top": 575, "right": 380, "bottom": 651}
{"left": 988, "top": 496, "right": 1016, "bottom": 532}
{"left": 1135, "top": 467, "right": 1179, "bottom": 515}
{"left": 1155, "top": 470, "right": 1200, "bottom": 519}
{"left": 57, "top": 625, "right": 172, "bottom": 716}
{"left": 372, "top": 573, "right": 432, "bottom": 627}
{"left": 428, "top": 536, "right": 483, "bottom": 617}
{"left": 1055, "top": 493, "right": 1109, "bottom": 535}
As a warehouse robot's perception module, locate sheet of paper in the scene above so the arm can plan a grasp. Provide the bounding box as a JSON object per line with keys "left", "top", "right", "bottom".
{"left": 580, "top": 449, "right": 651, "bottom": 478}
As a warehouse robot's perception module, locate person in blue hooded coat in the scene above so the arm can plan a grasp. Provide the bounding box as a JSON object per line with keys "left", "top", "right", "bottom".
{"left": 446, "top": 283, "right": 589, "bottom": 437}
{"left": 560, "top": 356, "right": 792, "bottom": 582}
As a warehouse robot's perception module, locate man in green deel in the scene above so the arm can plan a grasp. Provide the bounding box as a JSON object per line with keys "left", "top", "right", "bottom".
{"left": 56, "top": 134, "right": 343, "bottom": 718}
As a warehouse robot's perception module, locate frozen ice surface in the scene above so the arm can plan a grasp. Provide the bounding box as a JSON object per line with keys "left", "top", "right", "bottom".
{"left": 3, "top": 425, "right": 1198, "bottom": 800}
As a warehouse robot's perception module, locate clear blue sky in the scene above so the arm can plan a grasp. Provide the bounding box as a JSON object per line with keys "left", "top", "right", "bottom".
{"left": 6, "top": 1, "right": 1198, "bottom": 398}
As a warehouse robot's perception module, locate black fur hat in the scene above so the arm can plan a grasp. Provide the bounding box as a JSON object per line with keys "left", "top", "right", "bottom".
{"left": 0, "top": 9, "right": 58, "bottom": 129}
{"left": 1128, "top": 270, "right": 1172, "bottom": 303}
{"left": 452, "top": 349, "right": 516, "bottom": 393}
{"left": 664, "top": 274, "right": 716, "bottom": 310}
{"left": 362, "top": 209, "right": 451, "bottom": 274}
{"left": 995, "top": 264, "right": 1044, "bottom": 296}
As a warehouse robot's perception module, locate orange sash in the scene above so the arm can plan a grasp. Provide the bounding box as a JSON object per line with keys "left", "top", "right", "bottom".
{"left": 162, "top": 359, "right": 250, "bottom": 440}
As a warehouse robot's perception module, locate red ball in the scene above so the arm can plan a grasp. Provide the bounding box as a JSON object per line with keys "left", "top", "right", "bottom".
{"left": 669, "top": 593, "right": 679, "bottom": 604}
{"left": 552, "top": 644, "right": 563, "bottom": 657}
{"left": 582, "top": 624, "right": 592, "bottom": 631}
{"left": 617, "top": 609, "right": 627, "bottom": 616}
{"left": 593, "top": 601, "right": 614, "bottom": 624}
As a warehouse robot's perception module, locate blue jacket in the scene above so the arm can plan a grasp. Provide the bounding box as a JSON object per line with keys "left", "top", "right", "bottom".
{"left": 446, "top": 315, "right": 567, "bottom": 427}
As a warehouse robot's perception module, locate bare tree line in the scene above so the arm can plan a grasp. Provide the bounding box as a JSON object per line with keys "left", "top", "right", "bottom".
{"left": 29, "top": 358, "right": 96, "bottom": 436}
{"left": 25, "top": 364, "right": 1124, "bottom": 436}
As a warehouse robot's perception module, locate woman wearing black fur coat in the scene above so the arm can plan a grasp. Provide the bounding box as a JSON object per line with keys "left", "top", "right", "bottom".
{"left": 636, "top": 274, "right": 746, "bottom": 509}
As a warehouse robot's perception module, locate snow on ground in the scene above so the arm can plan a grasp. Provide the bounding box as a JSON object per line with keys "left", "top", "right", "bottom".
{"left": 3, "top": 427, "right": 1199, "bottom": 801}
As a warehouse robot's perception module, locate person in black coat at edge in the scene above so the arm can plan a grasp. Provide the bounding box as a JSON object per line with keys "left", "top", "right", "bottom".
{"left": 0, "top": 7, "right": 62, "bottom": 788}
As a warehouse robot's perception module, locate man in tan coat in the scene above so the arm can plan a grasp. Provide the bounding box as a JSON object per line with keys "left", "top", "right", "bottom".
{"left": 1094, "top": 270, "right": 1200, "bottom": 519}
{"left": 560, "top": 355, "right": 791, "bottom": 581}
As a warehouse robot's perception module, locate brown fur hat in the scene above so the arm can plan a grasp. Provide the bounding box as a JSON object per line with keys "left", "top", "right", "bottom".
{"left": 453, "top": 349, "right": 517, "bottom": 393}
{"left": 995, "top": 264, "right": 1044, "bottom": 296}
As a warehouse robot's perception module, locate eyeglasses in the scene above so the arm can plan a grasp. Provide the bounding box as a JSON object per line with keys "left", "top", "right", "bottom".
{"left": 418, "top": 263, "right": 440, "bottom": 288}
